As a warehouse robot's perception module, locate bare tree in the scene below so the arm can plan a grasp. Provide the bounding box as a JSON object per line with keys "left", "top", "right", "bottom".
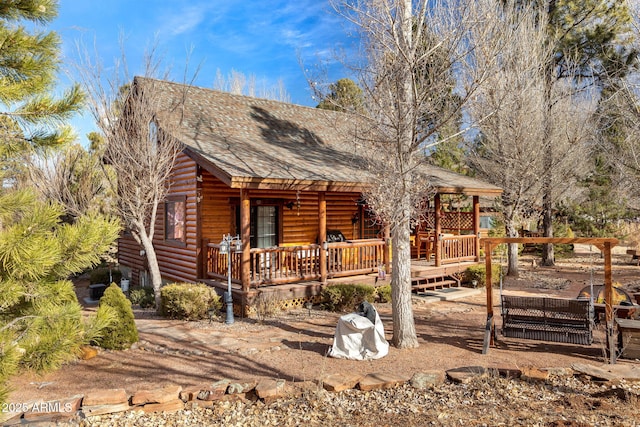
{"left": 213, "top": 68, "right": 291, "bottom": 102}
{"left": 595, "top": 5, "right": 640, "bottom": 212}
{"left": 28, "top": 144, "right": 114, "bottom": 220}
{"left": 76, "top": 44, "right": 194, "bottom": 309}
{"left": 468, "top": 1, "right": 591, "bottom": 275}
{"left": 322, "top": 0, "right": 511, "bottom": 348}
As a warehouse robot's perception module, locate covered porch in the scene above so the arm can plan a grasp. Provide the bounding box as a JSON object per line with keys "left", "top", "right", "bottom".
{"left": 203, "top": 193, "right": 485, "bottom": 311}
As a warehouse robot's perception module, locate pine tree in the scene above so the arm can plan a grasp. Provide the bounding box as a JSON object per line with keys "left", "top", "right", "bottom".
{"left": 0, "top": 1, "right": 120, "bottom": 406}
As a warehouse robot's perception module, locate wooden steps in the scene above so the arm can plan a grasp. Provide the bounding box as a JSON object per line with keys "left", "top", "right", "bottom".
{"left": 411, "top": 275, "right": 460, "bottom": 292}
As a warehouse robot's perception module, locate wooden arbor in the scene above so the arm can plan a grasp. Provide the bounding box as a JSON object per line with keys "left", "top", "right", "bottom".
{"left": 482, "top": 237, "right": 620, "bottom": 363}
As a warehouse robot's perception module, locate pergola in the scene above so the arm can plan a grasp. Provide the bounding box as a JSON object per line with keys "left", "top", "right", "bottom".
{"left": 482, "top": 237, "right": 620, "bottom": 363}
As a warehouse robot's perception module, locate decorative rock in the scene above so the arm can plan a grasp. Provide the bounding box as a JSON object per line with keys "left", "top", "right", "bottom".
{"left": 81, "top": 402, "right": 131, "bottom": 416}
{"left": 521, "top": 366, "right": 550, "bottom": 382}
{"left": 321, "top": 373, "right": 363, "bottom": 392}
{"left": 82, "top": 388, "right": 128, "bottom": 406}
{"left": 227, "top": 381, "right": 257, "bottom": 394}
{"left": 132, "top": 385, "right": 182, "bottom": 405}
{"left": 490, "top": 365, "right": 522, "bottom": 379}
{"left": 79, "top": 346, "right": 98, "bottom": 360}
{"left": 446, "top": 366, "right": 487, "bottom": 384}
{"left": 571, "top": 363, "right": 617, "bottom": 382}
{"left": 197, "top": 380, "right": 230, "bottom": 401}
{"left": 358, "top": 373, "right": 407, "bottom": 391}
{"left": 139, "top": 399, "right": 184, "bottom": 413}
{"left": 20, "top": 395, "right": 83, "bottom": 422}
{"left": 179, "top": 388, "right": 200, "bottom": 402}
{"left": 255, "top": 379, "right": 286, "bottom": 399}
{"left": 410, "top": 371, "right": 446, "bottom": 389}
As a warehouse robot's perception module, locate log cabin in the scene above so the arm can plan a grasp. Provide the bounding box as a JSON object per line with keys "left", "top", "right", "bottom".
{"left": 118, "top": 77, "right": 502, "bottom": 313}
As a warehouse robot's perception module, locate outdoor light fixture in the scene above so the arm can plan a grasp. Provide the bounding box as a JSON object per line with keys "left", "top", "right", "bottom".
{"left": 219, "top": 234, "right": 242, "bottom": 324}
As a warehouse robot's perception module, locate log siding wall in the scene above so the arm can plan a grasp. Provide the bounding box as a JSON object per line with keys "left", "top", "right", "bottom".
{"left": 118, "top": 153, "right": 200, "bottom": 286}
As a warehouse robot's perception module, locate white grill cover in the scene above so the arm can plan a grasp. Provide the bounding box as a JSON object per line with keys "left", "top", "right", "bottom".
{"left": 328, "top": 307, "right": 389, "bottom": 360}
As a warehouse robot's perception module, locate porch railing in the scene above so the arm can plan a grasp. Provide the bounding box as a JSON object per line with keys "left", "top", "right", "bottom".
{"left": 250, "top": 244, "right": 321, "bottom": 286}
{"left": 440, "top": 234, "right": 477, "bottom": 264}
{"left": 205, "top": 243, "right": 242, "bottom": 283}
{"left": 205, "top": 235, "right": 477, "bottom": 287}
{"left": 327, "top": 239, "right": 385, "bottom": 278}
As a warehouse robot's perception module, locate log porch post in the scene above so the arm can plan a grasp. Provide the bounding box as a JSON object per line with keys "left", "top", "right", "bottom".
{"left": 434, "top": 194, "right": 442, "bottom": 267}
{"left": 473, "top": 195, "right": 480, "bottom": 262}
{"left": 318, "top": 192, "right": 327, "bottom": 284}
{"left": 240, "top": 189, "right": 251, "bottom": 292}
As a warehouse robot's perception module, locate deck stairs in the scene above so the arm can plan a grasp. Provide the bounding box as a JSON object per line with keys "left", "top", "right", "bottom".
{"left": 411, "top": 272, "right": 460, "bottom": 293}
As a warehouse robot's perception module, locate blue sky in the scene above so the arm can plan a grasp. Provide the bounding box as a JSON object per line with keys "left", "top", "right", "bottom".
{"left": 51, "top": 0, "right": 355, "bottom": 146}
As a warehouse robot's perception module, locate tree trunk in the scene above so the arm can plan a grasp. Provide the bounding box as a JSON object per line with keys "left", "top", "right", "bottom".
{"left": 505, "top": 220, "right": 519, "bottom": 277}
{"left": 541, "top": 147, "right": 555, "bottom": 266}
{"left": 391, "top": 209, "right": 418, "bottom": 349}
{"left": 138, "top": 229, "right": 163, "bottom": 310}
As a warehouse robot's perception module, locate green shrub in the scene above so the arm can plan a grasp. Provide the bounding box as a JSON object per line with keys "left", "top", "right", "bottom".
{"left": 462, "top": 265, "right": 502, "bottom": 287}
{"left": 89, "top": 267, "right": 122, "bottom": 285}
{"left": 94, "top": 284, "right": 138, "bottom": 350}
{"left": 160, "top": 283, "right": 222, "bottom": 320}
{"left": 129, "top": 287, "right": 155, "bottom": 308}
{"left": 321, "top": 283, "right": 376, "bottom": 312}
{"left": 376, "top": 284, "right": 392, "bottom": 303}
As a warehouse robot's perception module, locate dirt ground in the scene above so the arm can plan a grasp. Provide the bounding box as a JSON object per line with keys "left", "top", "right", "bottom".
{"left": 8, "top": 246, "right": 640, "bottom": 405}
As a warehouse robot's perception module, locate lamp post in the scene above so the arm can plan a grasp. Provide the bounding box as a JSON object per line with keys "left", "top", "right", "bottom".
{"left": 220, "top": 234, "right": 241, "bottom": 324}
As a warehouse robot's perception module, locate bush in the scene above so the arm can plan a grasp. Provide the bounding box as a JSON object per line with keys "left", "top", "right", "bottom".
{"left": 376, "top": 284, "right": 392, "bottom": 303}
{"left": 462, "top": 265, "right": 502, "bottom": 288}
{"left": 129, "top": 287, "right": 155, "bottom": 308}
{"left": 89, "top": 267, "right": 122, "bottom": 285}
{"left": 321, "top": 283, "right": 377, "bottom": 312}
{"left": 94, "top": 284, "right": 138, "bottom": 350}
{"left": 160, "top": 283, "right": 222, "bottom": 320}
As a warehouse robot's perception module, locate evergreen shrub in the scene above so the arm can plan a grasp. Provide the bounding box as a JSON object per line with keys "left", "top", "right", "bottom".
{"left": 94, "top": 284, "right": 138, "bottom": 350}
{"left": 89, "top": 267, "right": 122, "bottom": 285}
{"left": 321, "top": 283, "right": 376, "bottom": 312}
{"left": 463, "top": 264, "right": 502, "bottom": 288}
{"left": 129, "top": 287, "right": 155, "bottom": 308}
{"left": 160, "top": 283, "right": 222, "bottom": 320}
{"left": 376, "top": 284, "right": 392, "bottom": 303}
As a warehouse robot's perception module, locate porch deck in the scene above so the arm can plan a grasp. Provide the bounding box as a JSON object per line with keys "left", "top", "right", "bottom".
{"left": 204, "top": 257, "right": 479, "bottom": 313}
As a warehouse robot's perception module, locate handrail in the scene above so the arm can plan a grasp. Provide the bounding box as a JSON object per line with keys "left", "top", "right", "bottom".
{"left": 440, "top": 234, "right": 477, "bottom": 264}
{"left": 205, "top": 239, "right": 386, "bottom": 287}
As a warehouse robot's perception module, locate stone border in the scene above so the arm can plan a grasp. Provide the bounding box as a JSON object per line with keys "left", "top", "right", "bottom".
{"left": 4, "top": 363, "right": 637, "bottom": 425}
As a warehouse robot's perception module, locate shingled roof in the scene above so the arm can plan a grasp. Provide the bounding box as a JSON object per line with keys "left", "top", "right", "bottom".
{"left": 136, "top": 77, "right": 501, "bottom": 196}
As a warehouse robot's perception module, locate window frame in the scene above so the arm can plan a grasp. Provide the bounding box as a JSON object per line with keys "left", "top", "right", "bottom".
{"left": 165, "top": 195, "right": 187, "bottom": 245}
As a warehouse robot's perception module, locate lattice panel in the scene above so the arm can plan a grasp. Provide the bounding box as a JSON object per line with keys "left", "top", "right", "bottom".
{"left": 422, "top": 212, "right": 474, "bottom": 231}
{"left": 245, "top": 294, "right": 323, "bottom": 316}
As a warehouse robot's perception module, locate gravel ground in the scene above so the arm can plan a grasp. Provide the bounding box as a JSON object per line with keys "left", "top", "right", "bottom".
{"left": 60, "top": 374, "right": 640, "bottom": 427}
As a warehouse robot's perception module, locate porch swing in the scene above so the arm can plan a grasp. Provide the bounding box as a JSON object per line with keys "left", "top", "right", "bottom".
{"left": 481, "top": 236, "right": 620, "bottom": 363}
{"left": 498, "top": 253, "right": 594, "bottom": 346}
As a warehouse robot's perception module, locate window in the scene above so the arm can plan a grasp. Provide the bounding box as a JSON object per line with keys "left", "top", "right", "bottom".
{"left": 362, "top": 206, "right": 382, "bottom": 239}
{"left": 165, "top": 197, "right": 186, "bottom": 242}
{"left": 480, "top": 215, "right": 494, "bottom": 229}
{"left": 251, "top": 205, "right": 278, "bottom": 248}
{"left": 233, "top": 200, "right": 281, "bottom": 248}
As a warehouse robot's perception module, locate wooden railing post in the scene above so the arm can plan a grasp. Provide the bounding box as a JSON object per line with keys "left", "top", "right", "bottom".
{"left": 240, "top": 189, "right": 251, "bottom": 292}
{"left": 318, "top": 192, "right": 327, "bottom": 284}
{"left": 473, "top": 195, "right": 481, "bottom": 262}
{"left": 202, "top": 238, "right": 210, "bottom": 278}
